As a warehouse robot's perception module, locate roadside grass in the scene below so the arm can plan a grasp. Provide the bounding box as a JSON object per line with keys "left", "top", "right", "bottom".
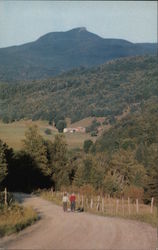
{"left": 0, "top": 204, "right": 38, "bottom": 237}
{"left": 39, "top": 190, "right": 158, "bottom": 228}
{"left": 40, "top": 190, "right": 62, "bottom": 207}
{"left": 0, "top": 120, "right": 93, "bottom": 150}
{"left": 87, "top": 208, "right": 158, "bottom": 228}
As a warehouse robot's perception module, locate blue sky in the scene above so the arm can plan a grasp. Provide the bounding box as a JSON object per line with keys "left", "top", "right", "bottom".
{"left": 0, "top": 1, "right": 157, "bottom": 48}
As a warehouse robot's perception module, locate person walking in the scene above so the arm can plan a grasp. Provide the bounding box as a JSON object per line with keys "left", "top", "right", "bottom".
{"left": 70, "top": 192, "right": 76, "bottom": 212}
{"left": 62, "top": 192, "right": 69, "bottom": 212}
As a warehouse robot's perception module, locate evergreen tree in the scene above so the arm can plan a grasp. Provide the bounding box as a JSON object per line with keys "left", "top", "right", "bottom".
{"left": 23, "top": 126, "right": 49, "bottom": 176}
{"left": 0, "top": 140, "right": 8, "bottom": 186}
{"left": 83, "top": 140, "right": 93, "bottom": 153}
{"left": 145, "top": 150, "right": 158, "bottom": 204}
{"left": 56, "top": 120, "right": 67, "bottom": 133}
{"left": 47, "top": 134, "right": 69, "bottom": 189}
{"left": 90, "top": 157, "right": 105, "bottom": 189}
{"left": 73, "top": 162, "right": 84, "bottom": 187}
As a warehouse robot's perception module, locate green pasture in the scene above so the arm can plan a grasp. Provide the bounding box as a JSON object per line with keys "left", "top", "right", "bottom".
{"left": 0, "top": 120, "right": 95, "bottom": 150}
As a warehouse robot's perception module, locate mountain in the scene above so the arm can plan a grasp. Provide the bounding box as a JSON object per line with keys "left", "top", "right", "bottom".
{"left": 0, "top": 55, "right": 157, "bottom": 123}
{"left": 0, "top": 27, "right": 157, "bottom": 82}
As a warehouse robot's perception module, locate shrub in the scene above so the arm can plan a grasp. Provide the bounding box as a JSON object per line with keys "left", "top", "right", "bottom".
{"left": 91, "top": 131, "right": 98, "bottom": 137}
{"left": 83, "top": 140, "right": 93, "bottom": 153}
{"left": 45, "top": 128, "right": 52, "bottom": 135}
{"left": 0, "top": 191, "right": 14, "bottom": 207}
{"left": 124, "top": 185, "right": 144, "bottom": 201}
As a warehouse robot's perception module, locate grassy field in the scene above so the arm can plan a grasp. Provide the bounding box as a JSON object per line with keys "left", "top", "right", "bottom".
{"left": 71, "top": 117, "right": 101, "bottom": 128}
{"left": 0, "top": 204, "right": 38, "bottom": 237}
{"left": 0, "top": 120, "right": 95, "bottom": 150}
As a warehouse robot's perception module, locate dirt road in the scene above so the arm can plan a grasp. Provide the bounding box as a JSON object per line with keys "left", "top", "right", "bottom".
{"left": 0, "top": 193, "right": 157, "bottom": 250}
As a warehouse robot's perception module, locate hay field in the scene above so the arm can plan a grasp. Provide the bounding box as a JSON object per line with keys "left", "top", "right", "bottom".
{"left": 0, "top": 120, "right": 94, "bottom": 150}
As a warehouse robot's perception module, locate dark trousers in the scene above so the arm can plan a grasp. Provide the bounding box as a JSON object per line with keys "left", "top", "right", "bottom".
{"left": 63, "top": 202, "right": 67, "bottom": 212}
{"left": 71, "top": 201, "right": 75, "bottom": 211}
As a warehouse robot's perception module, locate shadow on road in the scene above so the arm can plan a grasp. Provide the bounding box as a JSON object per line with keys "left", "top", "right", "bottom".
{"left": 13, "top": 192, "right": 32, "bottom": 204}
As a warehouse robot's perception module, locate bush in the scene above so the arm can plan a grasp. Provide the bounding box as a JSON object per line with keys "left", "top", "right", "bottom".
{"left": 56, "top": 120, "right": 67, "bottom": 133}
{"left": 0, "top": 191, "right": 14, "bottom": 207}
{"left": 45, "top": 128, "right": 52, "bottom": 135}
{"left": 2, "top": 116, "right": 10, "bottom": 124}
{"left": 124, "top": 185, "right": 144, "bottom": 201}
{"left": 91, "top": 131, "right": 98, "bottom": 137}
{"left": 121, "top": 140, "right": 135, "bottom": 150}
{"left": 78, "top": 184, "right": 95, "bottom": 197}
{"left": 0, "top": 204, "right": 38, "bottom": 237}
{"left": 86, "top": 119, "right": 100, "bottom": 134}
{"left": 83, "top": 140, "right": 93, "bottom": 153}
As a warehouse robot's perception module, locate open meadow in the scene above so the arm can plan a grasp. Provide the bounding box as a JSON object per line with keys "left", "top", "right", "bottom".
{"left": 0, "top": 120, "right": 95, "bottom": 150}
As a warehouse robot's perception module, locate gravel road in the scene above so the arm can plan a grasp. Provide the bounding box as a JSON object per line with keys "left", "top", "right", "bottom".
{"left": 0, "top": 193, "right": 157, "bottom": 250}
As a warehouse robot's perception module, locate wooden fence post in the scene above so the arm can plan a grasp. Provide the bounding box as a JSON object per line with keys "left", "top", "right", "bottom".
{"left": 90, "top": 198, "right": 93, "bottom": 209}
{"left": 122, "top": 197, "right": 125, "bottom": 215}
{"left": 102, "top": 197, "right": 104, "bottom": 213}
{"left": 128, "top": 197, "right": 131, "bottom": 215}
{"left": 81, "top": 195, "right": 84, "bottom": 208}
{"left": 136, "top": 198, "right": 139, "bottom": 214}
{"left": 116, "top": 199, "right": 119, "bottom": 215}
{"left": 86, "top": 198, "right": 89, "bottom": 208}
{"left": 78, "top": 193, "right": 80, "bottom": 207}
{"left": 150, "top": 197, "right": 154, "bottom": 214}
{"left": 4, "top": 187, "right": 7, "bottom": 206}
{"left": 51, "top": 187, "right": 54, "bottom": 196}
{"left": 97, "top": 195, "right": 100, "bottom": 211}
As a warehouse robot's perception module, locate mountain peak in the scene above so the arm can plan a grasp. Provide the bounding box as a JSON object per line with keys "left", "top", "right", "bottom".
{"left": 0, "top": 27, "right": 157, "bottom": 82}
{"left": 70, "top": 27, "right": 87, "bottom": 32}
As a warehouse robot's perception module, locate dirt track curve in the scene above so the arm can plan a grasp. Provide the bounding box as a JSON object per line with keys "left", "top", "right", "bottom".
{"left": 0, "top": 193, "right": 157, "bottom": 250}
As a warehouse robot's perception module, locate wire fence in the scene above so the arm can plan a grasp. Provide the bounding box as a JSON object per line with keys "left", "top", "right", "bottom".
{"left": 44, "top": 190, "right": 156, "bottom": 217}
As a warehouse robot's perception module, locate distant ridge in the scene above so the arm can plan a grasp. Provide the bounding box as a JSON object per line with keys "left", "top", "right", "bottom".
{"left": 0, "top": 27, "right": 157, "bottom": 82}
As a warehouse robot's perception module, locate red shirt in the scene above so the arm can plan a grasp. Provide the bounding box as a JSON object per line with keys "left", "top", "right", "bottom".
{"left": 70, "top": 194, "right": 76, "bottom": 202}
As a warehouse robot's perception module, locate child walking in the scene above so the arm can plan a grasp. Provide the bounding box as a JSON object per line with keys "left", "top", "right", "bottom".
{"left": 69, "top": 192, "right": 76, "bottom": 212}
{"left": 62, "top": 192, "right": 69, "bottom": 212}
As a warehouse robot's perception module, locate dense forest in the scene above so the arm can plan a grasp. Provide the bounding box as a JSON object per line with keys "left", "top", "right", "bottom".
{"left": 0, "top": 56, "right": 157, "bottom": 124}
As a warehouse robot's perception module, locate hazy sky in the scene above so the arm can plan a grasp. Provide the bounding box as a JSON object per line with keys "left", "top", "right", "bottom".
{"left": 0, "top": 1, "right": 157, "bottom": 48}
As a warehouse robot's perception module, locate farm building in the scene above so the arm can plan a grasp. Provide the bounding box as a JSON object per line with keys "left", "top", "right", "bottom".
{"left": 63, "top": 127, "right": 85, "bottom": 133}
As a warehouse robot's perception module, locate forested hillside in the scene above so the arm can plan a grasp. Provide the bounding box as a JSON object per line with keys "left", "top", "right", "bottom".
{"left": 0, "top": 56, "right": 157, "bottom": 124}
{"left": 89, "top": 97, "right": 158, "bottom": 201}
{"left": 94, "top": 98, "right": 158, "bottom": 154}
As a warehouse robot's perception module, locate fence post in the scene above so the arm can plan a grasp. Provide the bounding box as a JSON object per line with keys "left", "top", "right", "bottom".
{"left": 122, "top": 197, "right": 125, "bottom": 215}
{"left": 4, "top": 187, "right": 7, "bottom": 206}
{"left": 86, "top": 198, "right": 89, "bottom": 208}
{"left": 51, "top": 187, "right": 54, "bottom": 196}
{"left": 128, "top": 197, "right": 131, "bottom": 215}
{"left": 116, "top": 199, "right": 119, "bottom": 215}
{"left": 102, "top": 197, "right": 104, "bottom": 213}
{"left": 81, "top": 195, "right": 84, "bottom": 208}
{"left": 90, "top": 198, "right": 93, "bottom": 209}
{"left": 97, "top": 195, "right": 100, "bottom": 211}
{"left": 78, "top": 193, "right": 80, "bottom": 207}
{"left": 136, "top": 198, "right": 139, "bottom": 214}
{"left": 150, "top": 197, "right": 154, "bottom": 214}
